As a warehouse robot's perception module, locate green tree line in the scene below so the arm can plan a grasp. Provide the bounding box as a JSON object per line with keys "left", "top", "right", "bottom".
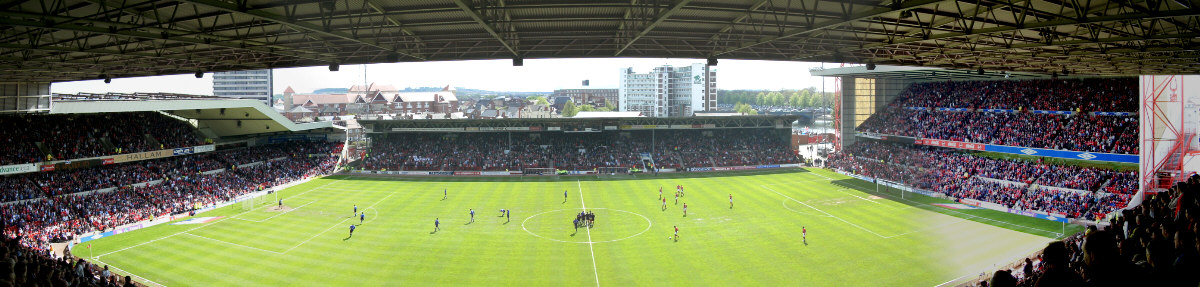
{"left": 718, "top": 88, "right": 834, "bottom": 108}
{"left": 561, "top": 100, "right": 615, "bottom": 117}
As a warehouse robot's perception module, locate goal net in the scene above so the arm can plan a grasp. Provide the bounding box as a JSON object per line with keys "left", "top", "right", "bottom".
{"left": 239, "top": 191, "right": 279, "bottom": 212}
{"left": 241, "top": 195, "right": 257, "bottom": 212}
{"left": 597, "top": 167, "right": 633, "bottom": 179}
{"left": 523, "top": 168, "right": 556, "bottom": 175}
{"left": 875, "top": 179, "right": 909, "bottom": 199}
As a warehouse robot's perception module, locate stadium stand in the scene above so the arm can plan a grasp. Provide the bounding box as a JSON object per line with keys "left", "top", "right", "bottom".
{"left": 828, "top": 142, "right": 1135, "bottom": 220}
{"left": 857, "top": 78, "right": 1138, "bottom": 154}
{"left": 0, "top": 235, "right": 146, "bottom": 287}
{"left": 974, "top": 176, "right": 1199, "bottom": 287}
{"left": 0, "top": 141, "right": 342, "bottom": 253}
{"left": 362, "top": 129, "right": 794, "bottom": 171}
{"left": 0, "top": 113, "right": 203, "bottom": 165}
{"left": 888, "top": 78, "right": 1136, "bottom": 111}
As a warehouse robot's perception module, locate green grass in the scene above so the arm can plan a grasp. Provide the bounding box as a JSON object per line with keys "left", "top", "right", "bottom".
{"left": 84, "top": 168, "right": 1082, "bottom": 286}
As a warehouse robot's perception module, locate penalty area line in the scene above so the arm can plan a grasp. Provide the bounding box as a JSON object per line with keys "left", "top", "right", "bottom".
{"left": 760, "top": 185, "right": 889, "bottom": 238}
{"left": 232, "top": 200, "right": 317, "bottom": 223}
{"left": 93, "top": 257, "right": 164, "bottom": 287}
{"left": 94, "top": 179, "right": 347, "bottom": 258}
{"left": 184, "top": 232, "right": 284, "bottom": 254}
{"left": 282, "top": 191, "right": 396, "bottom": 254}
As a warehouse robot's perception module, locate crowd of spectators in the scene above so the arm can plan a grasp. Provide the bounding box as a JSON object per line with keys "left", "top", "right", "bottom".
{"left": 0, "top": 177, "right": 41, "bottom": 203}
{"left": 1035, "top": 165, "right": 1118, "bottom": 192}
{"left": 0, "top": 199, "right": 87, "bottom": 252}
{"left": 858, "top": 111, "right": 1138, "bottom": 154}
{"left": 1105, "top": 171, "right": 1139, "bottom": 195}
{"left": 828, "top": 142, "right": 1135, "bottom": 220}
{"left": 858, "top": 78, "right": 1138, "bottom": 154}
{"left": 936, "top": 178, "right": 1027, "bottom": 208}
{"left": 362, "top": 130, "right": 795, "bottom": 171}
{"left": 890, "top": 78, "right": 1136, "bottom": 112}
{"left": 0, "top": 141, "right": 342, "bottom": 252}
{"left": 0, "top": 113, "right": 203, "bottom": 165}
{"left": 976, "top": 175, "right": 1199, "bottom": 287}
{"left": 0, "top": 235, "right": 145, "bottom": 287}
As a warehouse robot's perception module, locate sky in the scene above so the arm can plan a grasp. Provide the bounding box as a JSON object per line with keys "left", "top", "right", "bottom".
{"left": 51, "top": 58, "right": 840, "bottom": 95}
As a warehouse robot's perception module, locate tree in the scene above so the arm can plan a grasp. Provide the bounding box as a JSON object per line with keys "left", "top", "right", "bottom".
{"left": 734, "top": 102, "right": 759, "bottom": 115}
{"left": 579, "top": 104, "right": 596, "bottom": 112}
{"left": 605, "top": 99, "right": 616, "bottom": 110}
{"left": 530, "top": 96, "right": 550, "bottom": 106}
{"left": 562, "top": 101, "right": 578, "bottom": 117}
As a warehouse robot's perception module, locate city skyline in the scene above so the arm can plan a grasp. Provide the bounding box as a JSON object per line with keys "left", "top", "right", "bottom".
{"left": 52, "top": 58, "right": 837, "bottom": 96}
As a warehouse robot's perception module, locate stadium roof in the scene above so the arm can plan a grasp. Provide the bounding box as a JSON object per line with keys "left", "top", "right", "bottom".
{"left": 1, "top": 0, "right": 1197, "bottom": 83}
{"left": 809, "top": 65, "right": 1054, "bottom": 81}
{"left": 49, "top": 93, "right": 334, "bottom": 137}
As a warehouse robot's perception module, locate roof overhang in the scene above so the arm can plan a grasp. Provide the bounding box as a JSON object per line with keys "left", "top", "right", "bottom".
{"left": 809, "top": 65, "right": 1048, "bottom": 81}
{"left": 50, "top": 98, "right": 333, "bottom": 137}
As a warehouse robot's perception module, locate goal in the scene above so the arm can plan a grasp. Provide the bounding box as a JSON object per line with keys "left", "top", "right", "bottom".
{"left": 597, "top": 167, "right": 633, "bottom": 179}
{"left": 597, "top": 166, "right": 630, "bottom": 174}
{"left": 522, "top": 168, "right": 556, "bottom": 175}
{"left": 241, "top": 195, "right": 257, "bottom": 212}
{"left": 240, "top": 191, "right": 279, "bottom": 212}
{"left": 876, "top": 179, "right": 908, "bottom": 199}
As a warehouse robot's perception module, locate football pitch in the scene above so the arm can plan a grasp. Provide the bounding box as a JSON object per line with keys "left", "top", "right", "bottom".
{"left": 84, "top": 168, "right": 1083, "bottom": 286}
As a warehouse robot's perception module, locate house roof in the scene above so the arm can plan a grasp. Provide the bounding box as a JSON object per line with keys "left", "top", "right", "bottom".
{"left": 291, "top": 94, "right": 360, "bottom": 106}
{"left": 283, "top": 86, "right": 296, "bottom": 94}
{"left": 318, "top": 105, "right": 341, "bottom": 113}
{"left": 349, "top": 83, "right": 398, "bottom": 93}
{"left": 481, "top": 109, "right": 499, "bottom": 118}
{"left": 287, "top": 106, "right": 314, "bottom": 113}
{"left": 393, "top": 92, "right": 458, "bottom": 103}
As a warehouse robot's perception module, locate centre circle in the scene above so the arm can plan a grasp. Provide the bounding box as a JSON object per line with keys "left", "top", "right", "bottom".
{"left": 521, "top": 208, "right": 653, "bottom": 244}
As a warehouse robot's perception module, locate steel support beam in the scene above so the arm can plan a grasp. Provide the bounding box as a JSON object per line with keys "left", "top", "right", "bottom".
{"left": 175, "top": 0, "right": 425, "bottom": 60}
{"left": 711, "top": 0, "right": 952, "bottom": 57}
{"left": 615, "top": 0, "right": 693, "bottom": 56}
{"left": 452, "top": 0, "right": 518, "bottom": 56}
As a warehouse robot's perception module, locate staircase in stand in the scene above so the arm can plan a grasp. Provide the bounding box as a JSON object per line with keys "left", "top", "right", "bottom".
{"left": 638, "top": 152, "right": 655, "bottom": 170}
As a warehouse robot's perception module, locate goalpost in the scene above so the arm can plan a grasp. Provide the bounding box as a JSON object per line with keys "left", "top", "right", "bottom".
{"left": 522, "top": 168, "right": 556, "bottom": 175}
{"left": 240, "top": 190, "right": 279, "bottom": 211}
{"left": 876, "top": 179, "right": 907, "bottom": 199}
{"left": 242, "top": 195, "right": 256, "bottom": 212}
{"left": 597, "top": 167, "right": 632, "bottom": 179}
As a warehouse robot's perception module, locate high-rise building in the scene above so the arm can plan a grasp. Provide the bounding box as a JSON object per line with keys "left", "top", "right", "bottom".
{"left": 212, "top": 69, "right": 273, "bottom": 104}
{"left": 618, "top": 63, "right": 716, "bottom": 117}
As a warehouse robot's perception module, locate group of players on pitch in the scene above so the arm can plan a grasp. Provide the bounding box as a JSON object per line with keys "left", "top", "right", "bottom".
{"left": 345, "top": 185, "right": 809, "bottom": 243}
{"left": 348, "top": 204, "right": 368, "bottom": 237}
{"left": 573, "top": 210, "right": 596, "bottom": 231}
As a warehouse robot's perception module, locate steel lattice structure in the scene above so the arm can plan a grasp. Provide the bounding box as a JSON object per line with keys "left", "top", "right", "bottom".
{"left": 1, "top": 0, "right": 1197, "bottom": 82}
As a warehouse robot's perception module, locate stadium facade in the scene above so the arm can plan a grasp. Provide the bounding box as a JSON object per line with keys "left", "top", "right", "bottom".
{"left": 212, "top": 69, "right": 273, "bottom": 104}
{"left": 618, "top": 64, "right": 717, "bottom": 117}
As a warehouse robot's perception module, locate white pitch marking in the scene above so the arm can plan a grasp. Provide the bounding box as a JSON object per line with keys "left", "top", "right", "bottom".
{"left": 184, "top": 232, "right": 284, "bottom": 254}
{"left": 282, "top": 191, "right": 395, "bottom": 254}
{"left": 761, "top": 184, "right": 889, "bottom": 238}
{"left": 578, "top": 180, "right": 601, "bottom": 287}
